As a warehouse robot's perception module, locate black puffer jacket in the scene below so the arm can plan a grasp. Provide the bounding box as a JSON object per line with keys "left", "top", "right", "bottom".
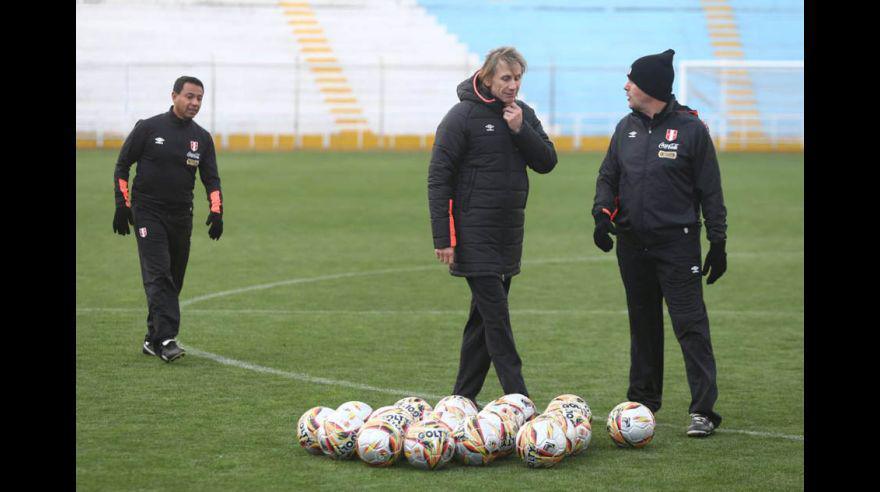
{"left": 593, "top": 97, "right": 727, "bottom": 245}
{"left": 428, "top": 72, "right": 557, "bottom": 278}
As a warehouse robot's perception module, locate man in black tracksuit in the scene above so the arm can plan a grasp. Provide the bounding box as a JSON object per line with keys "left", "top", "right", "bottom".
{"left": 428, "top": 47, "right": 557, "bottom": 404}
{"left": 113, "top": 76, "right": 224, "bottom": 363}
{"left": 592, "top": 50, "right": 727, "bottom": 437}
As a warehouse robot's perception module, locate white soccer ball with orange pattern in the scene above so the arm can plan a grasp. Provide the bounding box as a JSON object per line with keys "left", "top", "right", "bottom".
{"left": 546, "top": 394, "right": 593, "bottom": 423}
{"left": 606, "top": 401, "right": 655, "bottom": 448}
{"left": 427, "top": 406, "right": 467, "bottom": 435}
{"left": 296, "top": 406, "right": 334, "bottom": 455}
{"left": 453, "top": 414, "right": 498, "bottom": 466}
{"left": 404, "top": 419, "right": 455, "bottom": 470}
{"left": 482, "top": 400, "right": 526, "bottom": 428}
{"left": 368, "top": 405, "right": 413, "bottom": 434}
{"left": 356, "top": 419, "right": 403, "bottom": 467}
{"left": 317, "top": 408, "right": 364, "bottom": 459}
{"left": 395, "top": 396, "right": 433, "bottom": 422}
{"left": 434, "top": 395, "right": 479, "bottom": 417}
{"left": 495, "top": 393, "right": 537, "bottom": 421}
{"left": 543, "top": 409, "right": 592, "bottom": 456}
{"left": 336, "top": 401, "right": 373, "bottom": 423}
{"left": 515, "top": 415, "right": 567, "bottom": 468}
{"left": 477, "top": 408, "right": 518, "bottom": 459}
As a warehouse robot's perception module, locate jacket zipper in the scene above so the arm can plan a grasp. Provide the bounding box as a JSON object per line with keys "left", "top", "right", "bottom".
{"left": 462, "top": 168, "right": 477, "bottom": 212}
{"left": 640, "top": 118, "right": 653, "bottom": 237}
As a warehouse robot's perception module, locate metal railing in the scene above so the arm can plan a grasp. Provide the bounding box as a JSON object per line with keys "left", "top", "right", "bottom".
{"left": 76, "top": 60, "right": 804, "bottom": 150}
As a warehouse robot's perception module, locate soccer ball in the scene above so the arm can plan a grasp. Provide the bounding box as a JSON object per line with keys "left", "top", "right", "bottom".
{"left": 404, "top": 419, "right": 455, "bottom": 470}
{"left": 296, "top": 406, "right": 334, "bottom": 455}
{"left": 453, "top": 414, "right": 498, "bottom": 466}
{"left": 318, "top": 408, "right": 364, "bottom": 459}
{"left": 606, "top": 402, "right": 655, "bottom": 448}
{"left": 367, "top": 405, "right": 396, "bottom": 421}
{"left": 336, "top": 401, "right": 373, "bottom": 423}
{"left": 476, "top": 408, "right": 518, "bottom": 459}
{"left": 368, "top": 405, "right": 413, "bottom": 434}
{"left": 543, "top": 409, "right": 592, "bottom": 456}
{"left": 434, "top": 395, "right": 479, "bottom": 417}
{"left": 515, "top": 416, "right": 567, "bottom": 468}
{"left": 356, "top": 419, "right": 403, "bottom": 467}
{"left": 482, "top": 400, "right": 526, "bottom": 428}
{"left": 427, "top": 406, "right": 467, "bottom": 435}
{"left": 395, "top": 396, "right": 433, "bottom": 421}
{"left": 495, "top": 393, "right": 538, "bottom": 421}
{"left": 546, "top": 394, "right": 593, "bottom": 423}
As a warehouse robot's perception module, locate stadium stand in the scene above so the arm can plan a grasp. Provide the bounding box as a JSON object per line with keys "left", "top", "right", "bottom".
{"left": 76, "top": 0, "right": 803, "bottom": 151}
{"left": 76, "top": 0, "right": 476, "bottom": 149}
{"left": 421, "top": 0, "right": 803, "bottom": 150}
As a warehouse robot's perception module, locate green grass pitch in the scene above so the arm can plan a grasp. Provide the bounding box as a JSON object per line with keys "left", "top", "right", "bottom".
{"left": 76, "top": 149, "right": 803, "bottom": 490}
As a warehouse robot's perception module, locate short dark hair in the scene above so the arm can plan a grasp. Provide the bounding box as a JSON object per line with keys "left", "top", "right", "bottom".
{"left": 173, "top": 76, "right": 204, "bottom": 94}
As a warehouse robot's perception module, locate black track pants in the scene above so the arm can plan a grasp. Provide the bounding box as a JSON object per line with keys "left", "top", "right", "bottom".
{"left": 452, "top": 275, "right": 528, "bottom": 401}
{"left": 132, "top": 201, "right": 193, "bottom": 346}
{"left": 616, "top": 232, "right": 722, "bottom": 427}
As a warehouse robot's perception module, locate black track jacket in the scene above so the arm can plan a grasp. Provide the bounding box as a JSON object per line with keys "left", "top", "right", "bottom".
{"left": 114, "top": 107, "right": 222, "bottom": 213}
{"left": 428, "top": 73, "right": 557, "bottom": 278}
{"left": 593, "top": 97, "right": 726, "bottom": 245}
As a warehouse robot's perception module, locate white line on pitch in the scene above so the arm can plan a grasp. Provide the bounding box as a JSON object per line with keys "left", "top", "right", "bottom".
{"left": 183, "top": 345, "right": 446, "bottom": 402}
{"left": 183, "top": 344, "right": 804, "bottom": 442}
{"left": 177, "top": 252, "right": 803, "bottom": 308}
{"left": 179, "top": 265, "right": 437, "bottom": 307}
{"left": 651, "top": 422, "right": 803, "bottom": 441}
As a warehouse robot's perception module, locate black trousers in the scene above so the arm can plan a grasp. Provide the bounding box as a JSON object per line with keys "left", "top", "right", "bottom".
{"left": 452, "top": 275, "right": 528, "bottom": 401}
{"left": 132, "top": 201, "right": 193, "bottom": 346}
{"left": 616, "top": 232, "right": 722, "bottom": 427}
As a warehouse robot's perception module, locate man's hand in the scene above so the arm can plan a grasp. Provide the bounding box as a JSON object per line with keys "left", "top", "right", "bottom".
{"left": 702, "top": 240, "right": 727, "bottom": 284}
{"left": 113, "top": 206, "right": 133, "bottom": 235}
{"left": 503, "top": 102, "right": 523, "bottom": 134}
{"left": 435, "top": 247, "right": 455, "bottom": 265}
{"left": 206, "top": 212, "right": 223, "bottom": 240}
{"left": 593, "top": 213, "right": 616, "bottom": 252}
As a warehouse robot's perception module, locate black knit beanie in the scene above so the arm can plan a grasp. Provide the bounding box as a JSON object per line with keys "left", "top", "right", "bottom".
{"left": 627, "top": 49, "right": 675, "bottom": 102}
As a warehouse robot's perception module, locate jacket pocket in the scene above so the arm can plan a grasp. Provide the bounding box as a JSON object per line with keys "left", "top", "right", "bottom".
{"left": 461, "top": 168, "right": 478, "bottom": 212}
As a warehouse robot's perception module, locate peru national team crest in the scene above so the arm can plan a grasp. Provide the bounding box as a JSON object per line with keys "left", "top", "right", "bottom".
{"left": 665, "top": 129, "right": 678, "bottom": 142}
{"left": 138, "top": 227, "right": 147, "bottom": 238}
{"left": 190, "top": 140, "right": 199, "bottom": 152}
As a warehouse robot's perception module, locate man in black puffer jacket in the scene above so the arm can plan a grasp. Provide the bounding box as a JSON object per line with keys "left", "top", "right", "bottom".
{"left": 591, "top": 49, "right": 728, "bottom": 438}
{"left": 428, "top": 47, "right": 557, "bottom": 404}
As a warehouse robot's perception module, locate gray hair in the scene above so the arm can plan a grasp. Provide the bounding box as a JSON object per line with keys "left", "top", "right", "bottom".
{"left": 478, "top": 47, "right": 527, "bottom": 85}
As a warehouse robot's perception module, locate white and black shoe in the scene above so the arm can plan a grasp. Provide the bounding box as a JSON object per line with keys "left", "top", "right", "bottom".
{"left": 159, "top": 339, "right": 186, "bottom": 363}
{"left": 687, "top": 413, "right": 716, "bottom": 437}
{"left": 142, "top": 339, "right": 157, "bottom": 356}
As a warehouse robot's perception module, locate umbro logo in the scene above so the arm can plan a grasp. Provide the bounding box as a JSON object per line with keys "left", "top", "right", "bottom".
{"left": 628, "top": 131, "right": 637, "bottom": 138}
{"left": 691, "top": 266, "right": 700, "bottom": 274}
{"left": 485, "top": 124, "right": 495, "bottom": 132}
{"left": 154, "top": 137, "right": 165, "bottom": 145}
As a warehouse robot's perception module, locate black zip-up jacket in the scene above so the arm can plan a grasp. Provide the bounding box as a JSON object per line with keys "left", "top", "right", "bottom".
{"left": 114, "top": 107, "right": 222, "bottom": 213}
{"left": 428, "top": 72, "right": 557, "bottom": 278}
{"left": 593, "top": 97, "right": 726, "bottom": 245}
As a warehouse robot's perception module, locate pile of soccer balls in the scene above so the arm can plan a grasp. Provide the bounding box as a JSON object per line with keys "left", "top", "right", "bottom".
{"left": 296, "top": 394, "right": 656, "bottom": 470}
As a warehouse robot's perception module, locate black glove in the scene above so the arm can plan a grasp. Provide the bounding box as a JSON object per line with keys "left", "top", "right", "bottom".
{"left": 702, "top": 240, "right": 727, "bottom": 284}
{"left": 206, "top": 212, "right": 223, "bottom": 240}
{"left": 113, "top": 206, "right": 133, "bottom": 235}
{"left": 593, "top": 212, "right": 616, "bottom": 252}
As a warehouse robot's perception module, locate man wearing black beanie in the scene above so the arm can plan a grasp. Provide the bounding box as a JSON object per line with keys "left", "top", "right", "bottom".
{"left": 590, "top": 49, "right": 728, "bottom": 437}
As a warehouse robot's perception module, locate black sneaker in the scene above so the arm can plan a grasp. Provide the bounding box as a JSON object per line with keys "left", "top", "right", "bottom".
{"left": 142, "top": 339, "right": 157, "bottom": 356}
{"left": 159, "top": 339, "right": 186, "bottom": 363}
{"left": 687, "top": 413, "right": 716, "bottom": 437}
